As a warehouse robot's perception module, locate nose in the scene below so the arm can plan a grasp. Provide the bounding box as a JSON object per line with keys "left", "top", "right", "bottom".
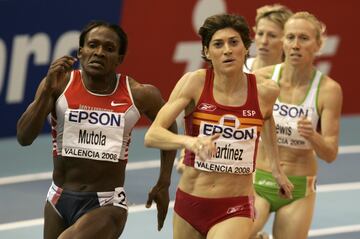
{"left": 94, "top": 46, "right": 105, "bottom": 56}
{"left": 260, "top": 35, "right": 269, "bottom": 45}
{"left": 224, "top": 43, "right": 232, "bottom": 55}
{"left": 291, "top": 38, "right": 300, "bottom": 49}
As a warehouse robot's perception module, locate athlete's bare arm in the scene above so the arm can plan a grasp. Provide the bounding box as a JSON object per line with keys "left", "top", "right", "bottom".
{"left": 17, "top": 56, "right": 76, "bottom": 146}
{"left": 298, "top": 76, "right": 343, "bottom": 162}
{"left": 144, "top": 70, "right": 220, "bottom": 160}
{"left": 255, "top": 68, "right": 294, "bottom": 198}
{"left": 130, "top": 78, "right": 178, "bottom": 231}
{"left": 144, "top": 72, "right": 196, "bottom": 149}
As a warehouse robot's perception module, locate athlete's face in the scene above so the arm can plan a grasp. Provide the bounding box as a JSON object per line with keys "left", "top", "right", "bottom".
{"left": 204, "top": 28, "right": 247, "bottom": 73}
{"left": 78, "top": 26, "right": 123, "bottom": 76}
{"left": 254, "top": 18, "right": 284, "bottom": 61}
{"left": 283, "top": 18, "right": 320, "bottom": 66}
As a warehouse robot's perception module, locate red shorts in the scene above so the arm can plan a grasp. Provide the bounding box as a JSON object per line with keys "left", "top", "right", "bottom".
{"left": 174, "top": 188, "right": 255, "bottom": 235}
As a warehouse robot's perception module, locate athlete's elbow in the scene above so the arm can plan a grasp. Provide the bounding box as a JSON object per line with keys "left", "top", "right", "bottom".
{"left": 16, "top": 121, "right": 33, "bottom": 146}
{"left": 324, "top": 155, "right": 337, "bottom": 164}
{"left": 144, "top": 130, "right": 155, "bottom": 148}
{"left": 322, "top": 150, "right": 338, "bottom": 163}
{"left": 16, "top": 133, "right": 33, "bottom": 146}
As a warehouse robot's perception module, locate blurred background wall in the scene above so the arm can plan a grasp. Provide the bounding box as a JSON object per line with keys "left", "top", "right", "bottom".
{"left": 0, "top": 0, "right": 358, "bottom": 138}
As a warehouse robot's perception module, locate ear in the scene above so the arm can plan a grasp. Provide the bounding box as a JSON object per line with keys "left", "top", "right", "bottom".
{"left": 77, "top": 47, "right": 82, "bottom": 59}
{"left": 204, "top": 46, "right": 211, "bottom": 60}
{"left": 315, "top": 39, "right": 322, "bottom": 53}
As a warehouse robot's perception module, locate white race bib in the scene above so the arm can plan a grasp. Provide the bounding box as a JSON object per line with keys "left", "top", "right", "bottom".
{"left": 62, "top": 109, "right": 125, "bottom": 162}
{"left": 274, "top": 103, "right": 314, "bottom": 149}
{"left": 194, "top": 115, "right": 257, "bottom": 175}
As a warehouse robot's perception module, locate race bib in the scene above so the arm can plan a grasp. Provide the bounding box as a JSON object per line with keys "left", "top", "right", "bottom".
{"left": 274, "top": 103, "right": 314, "bottom": 149}
{"left": 62, "top": 109, "right": 125, "bottom": 162}
{"left": 194, "top": 115, "right": 257, "bottom": 175}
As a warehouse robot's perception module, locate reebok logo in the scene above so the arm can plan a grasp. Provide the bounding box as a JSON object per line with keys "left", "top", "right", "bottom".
{"left": 198, "top": 103, "right": 216, "bottom": 112}
{"left": 227, "top": 205, "right": 244, "bottom": 214}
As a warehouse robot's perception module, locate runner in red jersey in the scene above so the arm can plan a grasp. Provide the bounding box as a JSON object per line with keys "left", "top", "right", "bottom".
{"left": 17, "top": 20, "right": 177, "bottom": 239}
{"left": 145, "top": 13, "right": 293, "bottom": 239}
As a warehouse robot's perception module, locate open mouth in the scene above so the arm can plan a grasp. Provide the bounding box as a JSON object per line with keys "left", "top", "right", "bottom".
{"left": 258, "top": 48, "right": 269, "bottom": 53}
{"left": 290, "top": 53, "right": 302, "bottom": 58}
{"left": 89, "top": 60, "right": 104, "bottom": 67}
{"left": 223, "top": 59, "right": 235, "bottom": 63}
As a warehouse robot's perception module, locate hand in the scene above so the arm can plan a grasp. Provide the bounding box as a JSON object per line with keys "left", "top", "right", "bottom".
{"left": 44, "top": 56, "right": 77, "bottom": 93}
{"left": 185, "top": 134, "right": 220, "bottom": 161}
{"left": 297, "top": 116, "right": 315, "bottom": 139}
{"left": 272, "top": 169, "right": 294, "bottom": 199}
{"left": 145, "top": 184, "right": 170, "bottom": 231}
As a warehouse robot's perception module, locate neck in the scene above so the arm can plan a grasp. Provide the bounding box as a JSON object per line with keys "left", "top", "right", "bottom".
{"left": 282, "top": 62, "right": 315, "bottom": 86}
{"left": 213, "top": 68, "right": 246, "bottom": 93}
{"left": 82, "top": 72, "right": 117, "bottom": 94}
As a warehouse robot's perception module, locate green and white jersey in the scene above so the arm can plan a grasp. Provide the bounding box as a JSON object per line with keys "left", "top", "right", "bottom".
{"left": 271, "top": 64, "right": 322, "bottom": 149}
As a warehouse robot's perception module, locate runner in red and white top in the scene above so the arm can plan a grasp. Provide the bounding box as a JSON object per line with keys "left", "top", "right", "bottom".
{"left": 17, "top": 20, "right": 177, "bottom": 239}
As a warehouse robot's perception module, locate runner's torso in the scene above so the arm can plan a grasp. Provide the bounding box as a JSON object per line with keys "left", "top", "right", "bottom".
{"left": 50, "top": 70, "right": 140, "bottom": 191}
{"left": 180, "top": 68, "right": 264, "bottom": 197}
{"left": 256, "top": 64, "right": 322, "bottom": 176}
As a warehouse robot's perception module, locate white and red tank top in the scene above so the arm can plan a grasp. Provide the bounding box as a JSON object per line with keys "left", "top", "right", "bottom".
{"left": 183, "top": 68, "right": 264, "bottom": 175}
{"left": 50, "top": 70, "right": 140, "bottom": 163}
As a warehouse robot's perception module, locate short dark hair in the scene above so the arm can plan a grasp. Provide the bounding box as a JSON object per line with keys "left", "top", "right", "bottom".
{"left": 198, "top": 13, "right": 252, "bottom": 63}
{"left": 79, "top": 20, "right": 128, "bottom": 56}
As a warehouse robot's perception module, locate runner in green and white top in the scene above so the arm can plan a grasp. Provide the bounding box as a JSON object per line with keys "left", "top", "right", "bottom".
{"left": 251, "top": 12, "right": 343, "bottom": 239}
{"left": 271, "top": 63, "right": 322, "bottom": 149}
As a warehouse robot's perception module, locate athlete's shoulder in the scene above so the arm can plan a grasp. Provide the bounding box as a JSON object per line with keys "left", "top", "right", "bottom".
{"left": 128, "top": 76, "right": 161, "bottom": 99}
{"left": 320, "top": 74, "right": 342, "bottom": 93}
{"left": 318, "top": 74, "right": 343, "bottom": 104}
{"left": 182, "top": 69, "right": 206, "bottom": 82}
{"left": 174, "top": 69, "right": 207, "bottom": 94}
{"left": 127, "top": 76, "right": 165, "bottom": 114}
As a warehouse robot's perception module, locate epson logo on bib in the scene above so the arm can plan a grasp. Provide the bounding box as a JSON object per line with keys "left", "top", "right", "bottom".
{"left": 202, "top": 123, "right": 255, "bottom": 140}
{"left": 200, "top": 114, "right": 256, "bottom": 140}
{"left": 68, "top": 110, "right": 121, "bottom": 127}
{"left": 273, "top": 103, "right": 312, "bottom": 118}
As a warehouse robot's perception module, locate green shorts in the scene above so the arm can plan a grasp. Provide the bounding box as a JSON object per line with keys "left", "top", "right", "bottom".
{"left": 254, "top": 169, "right": 316, "bottom": 212}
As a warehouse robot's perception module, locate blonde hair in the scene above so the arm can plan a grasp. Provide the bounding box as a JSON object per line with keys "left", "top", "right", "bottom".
{"left": 286, "top": 11, "right": 327, "bottom": 48}
{"left": 254, "top": 4, "right": 293, "bottom": 30}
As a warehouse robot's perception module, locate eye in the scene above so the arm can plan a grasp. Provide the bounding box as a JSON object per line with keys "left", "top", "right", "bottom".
{"left": 286, "top": 34, "right": 295, "bottom": 41}
{"left": 268, "top": 33, "right": 277, "bottom": 38}
{"left": 256, "top": 31, "right": 264, "bottom": 37}
{"left": 213, "top": 41, "right": 223, "bottom": 48}
{"left": 88, "top": 42, "right": 97, "bottom": 48}
{"left": 230, "top": 39, "right": 239, "bottom": 46}
{"left": 300, "top": 35, "right": 309, "bottom": 41}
